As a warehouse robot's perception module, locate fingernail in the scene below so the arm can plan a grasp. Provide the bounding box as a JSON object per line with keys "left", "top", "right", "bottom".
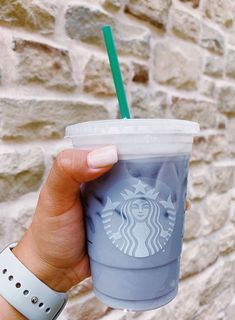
{"left": 87, "top": 145, "right": 118, "bottom": 169}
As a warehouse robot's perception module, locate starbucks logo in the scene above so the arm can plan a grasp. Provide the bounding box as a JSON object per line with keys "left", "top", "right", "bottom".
{"left": 101, "top": 180, "right": 177, "bottom": 258}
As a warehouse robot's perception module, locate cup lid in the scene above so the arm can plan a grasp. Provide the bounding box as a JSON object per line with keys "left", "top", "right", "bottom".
{"left": 65, "top": 119, "right": 200, "bottom": 137}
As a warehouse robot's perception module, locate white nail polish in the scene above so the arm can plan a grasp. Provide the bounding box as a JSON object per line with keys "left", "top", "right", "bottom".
{"left": 87, "top": 146, "right": 118, "bottom": 169}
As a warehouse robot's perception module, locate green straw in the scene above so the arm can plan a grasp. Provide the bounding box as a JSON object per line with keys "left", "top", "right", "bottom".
{"left": 102, "top": 25, "right": 131, "bottom": 119}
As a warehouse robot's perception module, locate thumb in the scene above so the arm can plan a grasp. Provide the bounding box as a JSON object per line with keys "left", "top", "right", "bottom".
{"left": 37, "top": 146, "right": 118, "bottom": 216}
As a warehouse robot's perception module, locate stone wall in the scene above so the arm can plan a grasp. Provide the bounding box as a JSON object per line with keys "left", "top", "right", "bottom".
{"left": 0, "top": 0, "right": 235, "bottom": 319}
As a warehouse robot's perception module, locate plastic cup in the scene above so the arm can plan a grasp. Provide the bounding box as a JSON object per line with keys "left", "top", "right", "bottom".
{"left": 65, "top": 119, "right": 200, "bottom": 311}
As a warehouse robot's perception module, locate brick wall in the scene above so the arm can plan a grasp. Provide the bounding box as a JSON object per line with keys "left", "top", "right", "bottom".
{"left": 0, "top": 0, "right": 235, "bottom": 319}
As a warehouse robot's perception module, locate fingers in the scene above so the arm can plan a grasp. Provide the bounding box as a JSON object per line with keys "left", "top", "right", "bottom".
{"left": 37, "top": 146, "right": 118, "bottom": 215}
{"left": 185, "top": 199, "right": 191, "bottom": 211}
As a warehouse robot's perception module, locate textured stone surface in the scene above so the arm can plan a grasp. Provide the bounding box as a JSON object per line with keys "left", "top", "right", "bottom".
{"left": 102, "top": 308, "right": 171, "bottom": 320}
{"left": 114, "top": 23, "right": 151, "bottom": 59}
{"left": 68, "top": 278, "right": 93, "bottom": 299}
{"left": 0, "top": 0, "right": 56, "bottom": 33}
{"left": 204, "top": 136, "right": 224, "bottom": 159}
{"left": 14, "top": 38, "right": 76, "bottom": 90}
{"left": 132, "top": 62, "right": 149, "bottom": 83}
{"left": 188, "top": 165, "right": 210, "bottom": 200}
{"left": 171, "top": 8, "right": 200, "bottom": 42}
{"left": 218, "top": 85, "right": 235, "bottom": 114}
{"left": 180, "top": 237, "right": 219, "bottom": 279}
{"left": 191, "top": 134, "right": 230, "bottom": 162}
{"left": 125, "top": 0, "right": 172, "bottom": 30}
{"left": 226, "top": 49, "right": 235, "bottom": 79}
{"left": 202, "top": 193, "right": 230, "bottom": 233}
{"left": 154, "top": 42, "right": 202, "bottom": 90}
{"left": 217, "top": 113, "right": 227, "bottom": 130}
{"left": 136, "top": 309, "right": 171, "bottom": 320}
{"left": 0, "top": 0, "right": 235, "bottom": 319}
{"left": 228, "top": 30, "right": 235, "bottom": 47}
{"left": 179, "top": 0, "right": 200, "bottom": 9}
{"left": 64, "top": 296, "right": 109, "bottom": 320}
{"left": 0, "top": 148, "right": 44, "bottom": 202}
{"left": 131, "top": 88, "right": 168, "bottom": 118}
{"left": 83, "top": 56, "right": 130, "bottom": 96}
{"left": 65, "top": 4, "right": 150, "bottom": 59}
{"left": 204, "top": 0, "right": 234, "bottom": 28}
{"left": 200, "top": 23, "right": 224, "bottom": 55}
{"left": 103, "top": 0, "right": 123, "bottom": 10}
{"left": 211, "top": 163, "right": 235, "bottom": 193}
{"left": 171, "top": 97, "right": 216, "bottom": 129}
{"left": 167, "top": 281, "right": 200, "bottom": 320}
{"left": 184, "top": 205, "right": 201, "bottom": 240}
{"left": 65, "top": 4, "right": 112, "bottom": 45}
{"left": 225, "top": 302, "right": 235, "bottom": 320}
{"left": 219, "top": 225, "right": 235, "bottom": 254}
{"left": 0, "top": 215, "right": 7, "bottom": 241}
{"left": 8, "top": 205, "right": 34, "bottom": 242}
{"left": 99, "top": 310, "right": 129, "bottom": 320}
{"left": 227, "top": 117, "right": 235, "bottom": 144}
{"left": 230, "top": 198, "right": 235, "bottom": 224}
{"left": 200, "top": 78, "right": 216, "bottom": 98}
{"left": 204, "top": 55, "right": 224, "bottom": 77}
{"left": 0, "top": 98, "right": 109, "bottom": 141}
{"left": 0, "top": 193, "right": 38, "bottom": 246}
{"left": 194, "top": 287, "right": 234, "bottom": 320}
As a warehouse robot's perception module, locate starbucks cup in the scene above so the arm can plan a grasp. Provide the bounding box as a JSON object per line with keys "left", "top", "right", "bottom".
{"left": 65, "top": 119, "right": 200, "bottom": 311}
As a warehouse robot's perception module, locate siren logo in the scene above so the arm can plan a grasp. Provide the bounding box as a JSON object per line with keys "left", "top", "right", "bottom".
{"left": 101, "top": 180, "right": 177, "bottom": 258}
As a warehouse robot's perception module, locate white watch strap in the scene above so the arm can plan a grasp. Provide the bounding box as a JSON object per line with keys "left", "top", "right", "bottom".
{"left": 0, "top": 243, "right": 68, "bottom": 320}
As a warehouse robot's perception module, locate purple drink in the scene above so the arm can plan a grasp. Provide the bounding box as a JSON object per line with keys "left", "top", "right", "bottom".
{"left": 65, "top": 119, "right": 200, "bottom": 311}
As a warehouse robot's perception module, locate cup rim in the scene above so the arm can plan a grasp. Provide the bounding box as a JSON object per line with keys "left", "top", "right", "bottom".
{"left": 65, "top": 119, "right": 200, "bottom": 138}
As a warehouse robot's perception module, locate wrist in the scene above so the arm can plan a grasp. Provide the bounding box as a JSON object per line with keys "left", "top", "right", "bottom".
{"left": 0, "top": 242, "right": 68, "bottom": 319}
{"left": 0, "top": 295, "right": 26, "bottom": 320}
{"left": 12, "top": 231, "right": 72, "bottom": 293}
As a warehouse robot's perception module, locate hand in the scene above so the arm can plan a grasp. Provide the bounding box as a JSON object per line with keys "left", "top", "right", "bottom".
{"left": 185, "top": 199, "right": 191, "bottom": 211}
{"left": 12, "top": 146, "right": 191, "bottom": 294}
{"left": 12, "top": 146, "right": 118, "bottom": 293}
{"left": 2, "top": 145, "right": 191, "bottom": 319}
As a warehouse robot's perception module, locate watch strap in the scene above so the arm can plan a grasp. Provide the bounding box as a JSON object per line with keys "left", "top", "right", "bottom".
{"left": 0, "top": 243, "right": 68, "bottom": 320}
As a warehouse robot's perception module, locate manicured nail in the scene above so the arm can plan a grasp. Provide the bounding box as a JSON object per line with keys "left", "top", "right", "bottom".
{"left": 87, "top": 146, "right": 118, "bottom": 169}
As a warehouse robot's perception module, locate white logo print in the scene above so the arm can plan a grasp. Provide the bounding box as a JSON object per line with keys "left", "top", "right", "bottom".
{"left": 101, "top": 180, "right": 176, "bottom": 258}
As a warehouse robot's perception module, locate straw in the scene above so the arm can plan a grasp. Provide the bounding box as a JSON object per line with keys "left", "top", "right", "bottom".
{"left": 102, "top": 25, "right": 131, "bottom": 119}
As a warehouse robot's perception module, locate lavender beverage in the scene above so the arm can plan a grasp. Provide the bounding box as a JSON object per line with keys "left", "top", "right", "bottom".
{"left": 81, "top": 155, "right": 189, "bottom": 311}
{"left": 65, "top": 119, "right": 200, "bottom": 311}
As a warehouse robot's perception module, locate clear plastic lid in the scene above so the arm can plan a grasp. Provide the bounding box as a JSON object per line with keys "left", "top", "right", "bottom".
{"left": 65, "top": 119, "right": 200, "bottom": 137}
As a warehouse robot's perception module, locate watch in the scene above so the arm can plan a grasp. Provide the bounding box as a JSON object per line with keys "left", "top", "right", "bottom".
{"left": 0, "top": 243, "right": 68, "bottom": 320}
